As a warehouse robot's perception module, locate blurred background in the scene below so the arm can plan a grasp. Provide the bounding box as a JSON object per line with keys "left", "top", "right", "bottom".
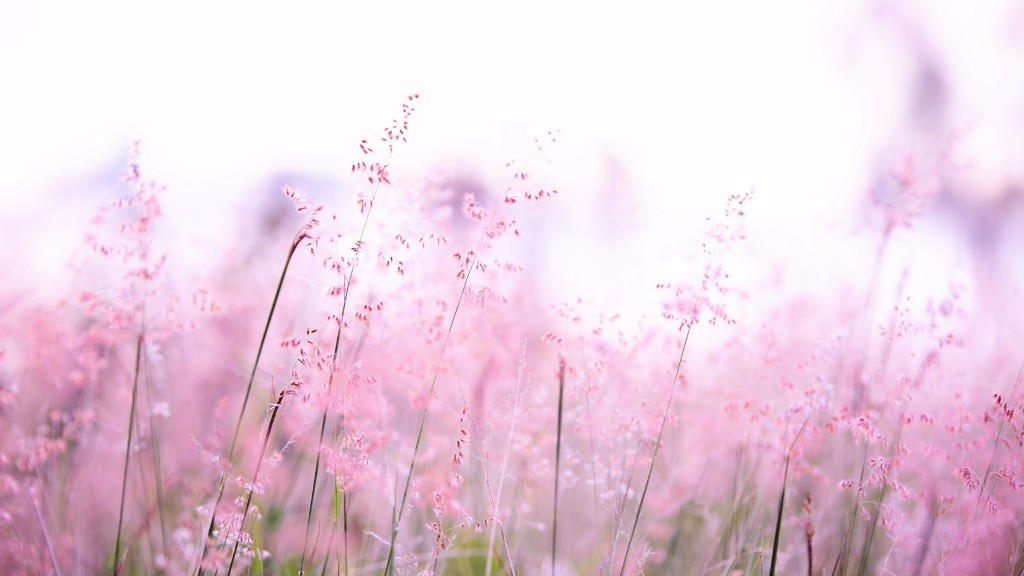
{"left": 2, "top": 0, "right": 1023, "bottom": 326}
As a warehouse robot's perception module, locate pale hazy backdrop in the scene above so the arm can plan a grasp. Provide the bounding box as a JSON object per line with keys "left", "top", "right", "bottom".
{"left": 2, "top": 1, "right": 1023, "bottom": 324}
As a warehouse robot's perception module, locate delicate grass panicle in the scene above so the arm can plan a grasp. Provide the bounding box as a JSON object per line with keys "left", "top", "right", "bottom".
{"left": 3, "top": 98, "right": 1024, "bottom": 576}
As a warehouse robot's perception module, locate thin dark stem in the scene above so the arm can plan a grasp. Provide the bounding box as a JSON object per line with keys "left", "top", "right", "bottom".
{"left": 770, "top": 419, "right": 810, "bottom": 576}
{"left": 344, "top": 490, "right": 350, "bottom": 576}
{"left": 113, "top": 333, "right": 143, "bottom": 576}
{"left": 226, "top": 387, "right": 288, "bottom": 575}
{"left": 807, "top": 528, "right": 814, "bottom": 576}
{"left": 619, "top": 324, "right": 691, "bottom": 576}
{"left": 769, "top": 457, "right": 790, "bottom": 576}
{"left": 302, "top": 272, "right": 357, "bottom": 572}
{"left": 231, "top": 232, "right": 303, "bottom": 460}
{"left": 301, "top": 411, "right": 329, "bottom": 573}
{"left": 552, "top": 361, "right": 566, "bottom": 576}
{"left": 196, "top": 232, "right": 302, "bottom": 575}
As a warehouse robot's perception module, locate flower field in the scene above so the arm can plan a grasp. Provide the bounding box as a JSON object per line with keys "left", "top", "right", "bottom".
{"left": 2, "top": 89, "right": 1024, "bottom": 576}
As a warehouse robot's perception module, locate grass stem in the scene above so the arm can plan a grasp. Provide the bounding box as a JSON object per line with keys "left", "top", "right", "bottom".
{"left": 196, "top": 230, "right": 304, "bottom": 575}
{"left": 226, "top": 386, "right": 290, "bottom": 575}
{"left": 143, "top": 341, "right": 169, "bottom": 554}
{"left": 113, "top": 333, "right": 144, "bottom": 576}
{"left": 552, "top": 358, "right": 566, "bottom": 575}
{"left": 26, "top": 480, "right": 61, "bottom": 576}
{"left": 619, "top": 324, "right": 691, "bottom": 576}
{"left": 769, "top": 419, "right": 809, "bottom": 576}
{"left": 301, "top": 172, "right": 380, "bottom": 571}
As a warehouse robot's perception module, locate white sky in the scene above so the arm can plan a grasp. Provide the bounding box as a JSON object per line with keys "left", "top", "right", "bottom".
{"left": 2, "top": 1, "right": 1022, "bottom": 318}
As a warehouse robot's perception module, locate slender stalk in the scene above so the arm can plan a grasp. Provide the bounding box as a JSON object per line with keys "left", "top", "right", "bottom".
{"left": 769, "top": 419, "right": 810, "bottom": 576}
{"left": 552, "top": 359, "right": 566, "bottom": 575}
{"left": 133, "top": 432, "right": 160, "bottom": 569}
{"left": 26, "top": 481, "right": 61, "bottom": 576}
{"left": 195, "top": 230, "right": 303, "bottom": 575}
{"left": 566, "top": 293, "right": 602, "bottom": 532}
{"left": 608, "top": 432, "right": 645, "bottom": 574}
{"left": 143, "top": 341, "right": 169, "bottom": 554}
{"left": 300, "top": 112, "right": 402, "bottom": 569}
{"left": 301, "top": 172, "right": 381, "bottom": 571}
{"left": 856, "top": 485, "right": 888, "bottom": 576}
{"left": 484, "top": 345, "right": 526, "bottom": 576}
{"left": 619, "top": 324, "right": 691, "bottom": 576}
{"left": 854, "top": 419, "right": 902, "bottom": 576}
{"left": 768, "top": 457, "right": 790, "bottom": 576}
{"left": 232, "top": 231, "right": 305, "bottom": 459}
{"left": 226, "top": 386, "right": 289, "bottom": 575}
{"left": 382, "top": 248, "right": 478, "bottom": 576}
{"left": 806, "top": 525, "right": 813, "bottom": 576}
{"left": 114, "top": 333, "right": 144, "bottom": 576}
{"left": 343, "top": 489, "right": 351, "bottom": 576}
{"left": 857, "top": 442, "right": 897, "bottom": 575}
{"left": 978, "top": 359, "right": 1024, "bottom": 508}
{"left": 302, "top": 405, "right": 330, "bottom": 574}
{"left": 617, "top": 243, "right": 730, "bottom": 575}
{"left": 839, "top": 442, "right": 872, "bottom": 576}
{"left": 831, "top": 551, "right": 843, "bottom": 576}
{"left": 383, "top": 144, "right": 546, "bottom": 575}
{"left": 481, "top": 463, "right": 517, "bottom": 576}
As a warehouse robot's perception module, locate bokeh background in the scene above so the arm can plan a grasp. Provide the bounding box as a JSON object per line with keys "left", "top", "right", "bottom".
{"left": 2, "top": 0, "right": 1024, "bottom": 328}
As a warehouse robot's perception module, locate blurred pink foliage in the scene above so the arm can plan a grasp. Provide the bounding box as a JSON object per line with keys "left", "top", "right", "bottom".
{"left": 1, "top": 71, "right": 1023, "bottom": 576}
